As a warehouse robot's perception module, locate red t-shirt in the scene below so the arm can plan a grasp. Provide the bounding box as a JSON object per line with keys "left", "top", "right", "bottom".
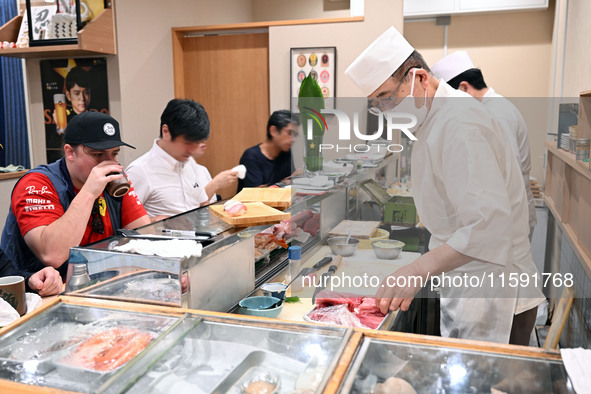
{"left": 11, "top": 172, "right": 147, "bottom": 245}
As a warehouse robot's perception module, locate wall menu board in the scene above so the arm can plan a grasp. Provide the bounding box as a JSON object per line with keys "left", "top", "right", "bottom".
{"left": 290, "top": 46, "right": 336, "bottom": 111}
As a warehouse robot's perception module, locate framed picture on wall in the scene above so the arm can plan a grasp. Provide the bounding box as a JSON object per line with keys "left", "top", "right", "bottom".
{"left": 290, "top": 46, "right": 336, "bottom": 112}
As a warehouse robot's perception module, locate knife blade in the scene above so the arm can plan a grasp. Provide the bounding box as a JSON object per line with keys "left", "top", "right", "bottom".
{"left": 312, "top": 264, "right": 338, "bottom": 304}
{"left": 286, "top": 256, "right": 333, "bottom": 288}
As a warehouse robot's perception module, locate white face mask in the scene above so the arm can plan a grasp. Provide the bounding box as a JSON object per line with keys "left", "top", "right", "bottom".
{"left": 389, "top": 68, "right": 428, "bottom": 134}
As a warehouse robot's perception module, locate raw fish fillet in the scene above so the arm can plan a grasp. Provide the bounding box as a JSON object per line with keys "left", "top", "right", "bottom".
{"left": 61, "top": 327, "right": 152, "bottom": 372}
{"left": 311, "top": 291, "right": 386, "bottom": 329}
{"left": 307, "top": 304, "right": 368, "bottom": 328}
{"left": 314, "top": 290, "right": 364, "bottom": 312}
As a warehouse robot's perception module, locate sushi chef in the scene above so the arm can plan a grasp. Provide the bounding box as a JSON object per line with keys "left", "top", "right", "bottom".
{"left": 431, "top": 51, "right": 537, "bottom": 239}
{"left": 345, "top": 26, "right": 544, "bottom": 345}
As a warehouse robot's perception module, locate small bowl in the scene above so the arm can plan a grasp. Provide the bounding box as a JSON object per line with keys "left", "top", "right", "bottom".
{"left": 358, "top": 228, "right": 390, "bottom": 249}
{"left": 371, "top": 240, "right": 405, "bottom": 260}
{"left": 327, "top": 237, "right": 360, "bottom": 257}
{"left": 239, "top": 296, "right": 283, "bottom": 318}
{"left": 261, "top": 283, "right": 288, "bottom": 300}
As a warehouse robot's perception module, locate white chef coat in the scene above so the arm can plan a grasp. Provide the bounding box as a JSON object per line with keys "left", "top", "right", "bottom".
{"left": 409, "top": 80, "right": 545, "bottom": 344}
{"left": 482, "top": 87, "right": 536, "bottom": 235}
{"left": 125, "top": 139, "right": 217, "bottom": 217}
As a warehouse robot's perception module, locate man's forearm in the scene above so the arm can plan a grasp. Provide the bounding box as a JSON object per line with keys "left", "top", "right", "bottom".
{"left": 413, "top": 244, "right": 474, "bottom": 279}
{"left": 25, "top": 190, "right": 95, "bottom": 267}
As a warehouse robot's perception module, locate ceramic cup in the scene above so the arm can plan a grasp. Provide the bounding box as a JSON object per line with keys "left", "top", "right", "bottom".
{"left": 0, "top": 276, "right": 27, "bottom": 316}
{"left": 106, "top": 172, "right": 131, "bottom": 197}
{"left": 261, "top": 283, "right": 288, "bottom": 300}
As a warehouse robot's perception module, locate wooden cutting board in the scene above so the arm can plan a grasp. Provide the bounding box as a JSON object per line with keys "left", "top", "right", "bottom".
{"left": 210, "top": 202, "right": 290, "bottom": 227}
{"left": 232, "top": 187, "right": 292, "bottom": 210}
{"left": 328, "top": 220, "right": 381, "bottom": 239}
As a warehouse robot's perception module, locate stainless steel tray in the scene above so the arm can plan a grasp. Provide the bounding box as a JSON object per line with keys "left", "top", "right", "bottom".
{"left": 74, "top": 270, "right": 181, "bottom": 306}
{"left": 211, "top": 350, "right": 305, "bottom": 394}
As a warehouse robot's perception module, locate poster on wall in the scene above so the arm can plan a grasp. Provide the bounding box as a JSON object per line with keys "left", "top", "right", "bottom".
{"left": 40, "top": 58, "right": 109, "bottom": 163}
{"left": 290, "top": 47, "right": 336, "bottom": 112}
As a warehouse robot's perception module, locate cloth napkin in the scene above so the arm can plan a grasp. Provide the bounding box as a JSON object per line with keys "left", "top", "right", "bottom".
{"left": 0, "top": 293, "right": 43, "bottom": 326}
{"left": 113, "top": 239, "right": 203, "bottom": 258}
{"left": 560, "top": 347, "right": 591, "bottom": 394}
{"left": 0, "top": 164, "right": 25, "bottom": 173}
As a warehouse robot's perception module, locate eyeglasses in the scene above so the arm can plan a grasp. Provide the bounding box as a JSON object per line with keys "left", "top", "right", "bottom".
{"left": 91, "top": 199, "right": 104, "bottom": 234}
{"left": 368, "top": 66, "right": 422, "bottom": 116}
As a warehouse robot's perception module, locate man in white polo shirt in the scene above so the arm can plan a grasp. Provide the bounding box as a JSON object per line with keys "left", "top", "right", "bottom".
{"left": 126, "top": 99, "right": 238, "bottom": 220}
{"left": 431, "top": 51, "right": 537, "bottom": 239}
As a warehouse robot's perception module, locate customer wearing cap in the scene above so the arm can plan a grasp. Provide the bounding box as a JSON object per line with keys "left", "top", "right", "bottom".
{"left": 1, "top": 112, "right": 150, "bottom": 279}
{"left": 125, "top": 99, "right": 239, "bottom": 220}
{"left": 345, "top": 26, "right": 544, "bottom": 345}
{"left": 431, "top": 51, "right": 537, "bottom": 239}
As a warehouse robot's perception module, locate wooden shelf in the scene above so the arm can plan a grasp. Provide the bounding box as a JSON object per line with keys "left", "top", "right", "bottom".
{"left": 545, "top": 140, "right": 591, "bottom": 278}
{"left": 0, "top": 170, "right": 27, "bottom": 181}
{"left": 0, "top": 8, "right": 116, "bottom": 59}
{"left": 545, "top": 141, "right": 591, "bottom": 180}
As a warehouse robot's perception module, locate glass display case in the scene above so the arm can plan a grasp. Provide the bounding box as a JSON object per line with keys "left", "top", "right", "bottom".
{"left": 65, "top": 210, "right": 256, "bottom": 312}
{"left": 339, "top": 334, "right": 575, "bottom": 393}
{"left": 0, "top": 301, "right": 179, "bottom": 393}
{"left": 0, "top": 297, "right": 351, "bottom": 393}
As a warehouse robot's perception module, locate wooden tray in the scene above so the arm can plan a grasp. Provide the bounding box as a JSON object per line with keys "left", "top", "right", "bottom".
{"left": 232, "top": 187, "right": 292, "bottom": 210}
{"left": 209, "top": 202, "right": 290, "bottom": 227}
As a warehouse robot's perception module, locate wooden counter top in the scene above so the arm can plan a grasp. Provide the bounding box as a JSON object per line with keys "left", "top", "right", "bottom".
{"left": 0, "top": 169, "right": 27, "bottom": 181}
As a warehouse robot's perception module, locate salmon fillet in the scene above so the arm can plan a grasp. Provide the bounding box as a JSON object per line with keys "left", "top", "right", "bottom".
{"left": 61, "top": 327, "right": 152, "bottom": 372}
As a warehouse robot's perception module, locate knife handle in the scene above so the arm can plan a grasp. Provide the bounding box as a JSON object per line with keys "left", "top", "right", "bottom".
{"left": 312, "top": 256, "right": 333, "bottom": 270}
{"left": 332, "top": 255, "right": 343, "bottom": 269}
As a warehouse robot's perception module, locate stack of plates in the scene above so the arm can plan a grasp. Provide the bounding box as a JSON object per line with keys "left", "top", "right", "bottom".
{"left": 559, "top": 133, "right": 570, "bottom": 151}
{"left": 292, "top": 176, "right": 334, "bottom": 193}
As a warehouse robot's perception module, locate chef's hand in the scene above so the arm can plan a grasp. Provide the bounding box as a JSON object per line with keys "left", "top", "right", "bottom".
{"left": 80, "top": 161, "right": 123, "bottom": 199}
{"left": 375, "top": 264, "right": 425, "bottom": 314}
{"left": 29, "top": 267, "right": 63, "bottom": 296}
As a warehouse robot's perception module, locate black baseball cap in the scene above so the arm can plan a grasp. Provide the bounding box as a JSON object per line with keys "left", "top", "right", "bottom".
{"left": 64, "top": 112, "right": 135, "bottom": 150}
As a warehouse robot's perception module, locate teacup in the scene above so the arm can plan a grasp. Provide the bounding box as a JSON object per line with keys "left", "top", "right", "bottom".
{"left": 106, "top": 172, "right": 130, "bottom": 197}
{"left": 0, "top": 276, "right": 27, "bottom": 316}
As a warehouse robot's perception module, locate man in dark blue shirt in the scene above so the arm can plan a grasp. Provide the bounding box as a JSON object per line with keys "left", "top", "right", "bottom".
{"left": 237, "top": 110, "right": 297, "bottom": 192}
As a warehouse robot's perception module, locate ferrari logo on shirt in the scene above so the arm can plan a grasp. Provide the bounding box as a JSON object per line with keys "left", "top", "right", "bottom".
{"left": 309, "top": 143, "right": 316, "bottom": 149}
{"left": 98, "top": 197, "right": 106, "bottom": 216}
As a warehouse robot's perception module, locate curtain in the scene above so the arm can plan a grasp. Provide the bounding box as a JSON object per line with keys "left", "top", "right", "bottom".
{"left": 0, "top": 0, "right": 30, "bottom": 168}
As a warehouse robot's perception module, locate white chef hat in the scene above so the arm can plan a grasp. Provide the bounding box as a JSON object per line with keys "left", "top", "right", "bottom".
{"left": 431, "top": 51, "right": 475, "bottom": 82}
{"left": 345, "top": 26, "right": 414, "bottom": 96}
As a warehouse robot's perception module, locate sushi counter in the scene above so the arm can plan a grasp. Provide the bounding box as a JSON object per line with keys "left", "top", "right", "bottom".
{"left": 0, "top": 297, "right": 574, "bottom": 393}
{"left": 0, "top": 157, "right": 577, "bottom": 392}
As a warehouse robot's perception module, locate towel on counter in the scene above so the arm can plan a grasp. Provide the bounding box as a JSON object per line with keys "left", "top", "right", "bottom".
{"left": 113, "top": 239, "right": 203, "bottom": 258}
{"left": 0, "top": 293, "right": 43, "bottom": 327}
{"left": 560, "top": 348, "right": 591, "bottom": 394}
{"left": 0, "top": 164, "right": 25, "bottom": 173}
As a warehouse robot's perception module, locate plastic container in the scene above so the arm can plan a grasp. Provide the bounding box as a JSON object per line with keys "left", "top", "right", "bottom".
{"left": 288, "top": 246, "right": 302, "bottom": 292}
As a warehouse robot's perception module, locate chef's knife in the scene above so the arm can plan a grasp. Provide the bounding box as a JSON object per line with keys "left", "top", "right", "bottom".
{"left": 286, "top": 256, "right": 333, "bottom": 288}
